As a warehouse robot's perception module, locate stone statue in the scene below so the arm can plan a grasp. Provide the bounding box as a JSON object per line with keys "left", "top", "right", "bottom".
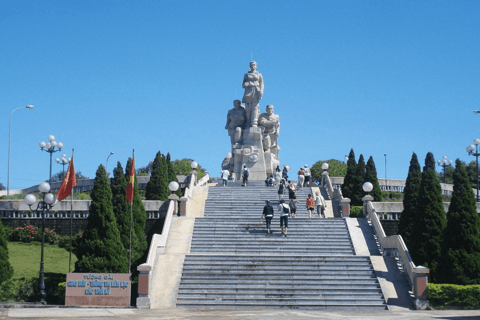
{"left": 242, "top": 61, "right": 264, "bottom": 128}
{"left": 258, "top": 104, "right": 280, "bottom": 156}
{"left": 225, "top": 100, "right": 246, "bottom": 148}
{"left": 221, "top": 152, "right": 232, "bottom": 171}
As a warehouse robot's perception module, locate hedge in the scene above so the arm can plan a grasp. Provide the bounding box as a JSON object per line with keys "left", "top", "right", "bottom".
{"left": 350, "top": 206, "right": 364, "bottom": 218}
{"left": 428, "top": 283, "right": 480, "bottom": 309}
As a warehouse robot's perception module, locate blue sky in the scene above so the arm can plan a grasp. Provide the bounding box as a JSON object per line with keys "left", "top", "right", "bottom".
{"left": 2, "top": 1, "right": 480, "bottom": 190}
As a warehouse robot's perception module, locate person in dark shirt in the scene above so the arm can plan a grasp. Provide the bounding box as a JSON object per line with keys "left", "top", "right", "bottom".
{"left": 262, "top": 200, "right": 274, "bottom": 234}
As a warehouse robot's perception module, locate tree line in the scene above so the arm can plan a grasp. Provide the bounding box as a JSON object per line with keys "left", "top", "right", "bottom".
{"left": 399, "top": 152, "right": 480, "bottom": 284}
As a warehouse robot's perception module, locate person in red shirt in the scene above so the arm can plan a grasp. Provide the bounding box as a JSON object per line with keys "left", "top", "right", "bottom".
{"left": 306, "top": 194, "right": 315, "bottom": 219}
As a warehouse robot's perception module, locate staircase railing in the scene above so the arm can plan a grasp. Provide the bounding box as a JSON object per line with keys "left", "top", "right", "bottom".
{"left": 365, "top": 201, "right": 429, "bottom": 309}
{"left": 323, "top": 173, "right": 350, "bottom": 217}
{"left": 136, "top": 199, "right": 176, "bottom": 308}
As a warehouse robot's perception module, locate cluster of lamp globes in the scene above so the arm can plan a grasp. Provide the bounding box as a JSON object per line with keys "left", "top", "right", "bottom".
{"left": 438, "top": 156, "right": 453, "bottom": 166}
{"left": 466, "top": 139, "right": 480, "bottom": 155}
{"left": 39, "top": 135, "right": 63, "bottom": 151}
{"left": 56, "top": 154, "right": 71, "bottom": 165}
{"left": 23, "top": 182, "right": 57, "bottom": 209}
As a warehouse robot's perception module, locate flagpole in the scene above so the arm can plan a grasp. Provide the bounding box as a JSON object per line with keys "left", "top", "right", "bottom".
{"left": 129, "top": 149, "right": 134, "bottom": 274}
{"left": 69, "top": 148, "right": 74, "bottom": 273}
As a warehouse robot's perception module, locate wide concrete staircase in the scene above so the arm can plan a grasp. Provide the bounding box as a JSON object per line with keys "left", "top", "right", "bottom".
{"left": 176, "top": 181, "right": 386, "bottom": 309}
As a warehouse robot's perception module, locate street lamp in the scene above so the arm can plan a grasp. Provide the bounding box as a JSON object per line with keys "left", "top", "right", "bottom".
{"left": 105, "top": 152, "right": 114, "bottom": 173}
{"left": 362, "top": 182, "right": 374, "bottom": 219}
{"left": 436, "top": 156, "right": 453, "bottom": 184}
{"left": 56, "top": 154, "right": 71, "bottom": 175}
{"left": 168, "top": 181, "right": 180, "bottom": 216}
{"left": 39, "top": 135, "right": 63, "bottom": 186}
{"left": 467, "top": 139, "right": 480, "bottom": 201}
{"left": 24, "top": 182, "right": 57, "bottom": 304}
{"left": 7, "top": 104, "right": 34, "bottom": 196}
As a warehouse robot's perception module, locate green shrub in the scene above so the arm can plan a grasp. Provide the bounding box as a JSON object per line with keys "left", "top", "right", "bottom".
{"left": 56, "top": 282, "right": 66, "bottom": 304}
{"left": 350, "top": 206, "right": 364, "bottom": 218}
{"left": 57, "top": 231, "right": 83, "bottom": 252}
{"left": 12, "top": 225, "right": 41, "bottom": 242}
{"left": 0, "top": 276, "right": 37, "bottom": 302}
{"left": 12, "top": 225, "right": 60, "bottom": 245}
{"left": 428, "top": 283, "right": 480, "bottom": 309}
{"left": 3, "top": 226, "right": 13, "bottom": 242}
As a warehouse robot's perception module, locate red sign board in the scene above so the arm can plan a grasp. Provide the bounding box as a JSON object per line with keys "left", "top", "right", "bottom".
{"left": 65, "top": 273, "right": 131, "bottom": 307}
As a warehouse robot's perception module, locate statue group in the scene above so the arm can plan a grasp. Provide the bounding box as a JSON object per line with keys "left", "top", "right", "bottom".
{"left": 223, "top": 61, "right": 281, "bottom": 180}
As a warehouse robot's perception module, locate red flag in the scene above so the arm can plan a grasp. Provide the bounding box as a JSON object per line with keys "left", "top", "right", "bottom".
{"left": 57, "top": 155, "right": 77, "bottom": 201}
{"left": 126, "top": 156, "right": 135, "bottom": 204}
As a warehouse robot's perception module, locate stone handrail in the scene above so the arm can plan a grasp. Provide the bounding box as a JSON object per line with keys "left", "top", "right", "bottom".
{"left": 323, "top": 173, "right": 350, "bottom": 217}
{"left": 137, "top": 199, "right": 175, "bottom": 308}
{"left": 365, "top": 201, "right": 429, "bottom": 308}
{"left": 196, "top": 173, "right": 210, "bottom": 187}
{"left": 183, "top": 173, "right": 196, "bottom": 199}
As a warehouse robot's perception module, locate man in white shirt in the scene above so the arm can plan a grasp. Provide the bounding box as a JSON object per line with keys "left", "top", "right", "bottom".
{"left": 278, "top": 199, "right": 290, "bottom": 236}
{"left": 221, "top": 169, "right": 230, "bottom": 186}
{"left": 304, "top": 164, "right": 311, "bottom": 187}
{"left": 315, "top": 191, "right": 326, "bottom": 218}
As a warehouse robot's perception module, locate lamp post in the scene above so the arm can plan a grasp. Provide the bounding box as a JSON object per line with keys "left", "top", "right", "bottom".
{"left": 56, "top": 154, "right": 71, "bottom": 176}
{"left": 24, "top": 182, "right": 57, "bottom": 305}
{"left": 7, "top": 104, "right": 34, "bottom": 196}
{"left": 39, "top": 135, "right": 63, "bottom": 186}
{"left": 437, "top": 156, "right": 453, "bottom": 184}
{"left": 467, "top": 139, "right": 480, "bottom": 201}
{"left": 106, "top": 151, "right": 114, "bottom": 173}
{"left": 191, "top": 161, "right": 198, "bottom": 184}
{"left": 362, "top": 182, "right": 374, "bottom": 219}
{"left": 168, "top": 181, "right": 180, "bottom": 216}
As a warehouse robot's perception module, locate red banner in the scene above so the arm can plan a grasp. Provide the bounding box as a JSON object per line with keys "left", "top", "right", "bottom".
{"left": 57, "top": 155, "right": 77, "bottom": 201}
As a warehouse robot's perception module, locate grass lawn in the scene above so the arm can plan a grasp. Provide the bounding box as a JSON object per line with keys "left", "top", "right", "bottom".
{"left": 7, "top": 242, "right": 77, "bottom": 277}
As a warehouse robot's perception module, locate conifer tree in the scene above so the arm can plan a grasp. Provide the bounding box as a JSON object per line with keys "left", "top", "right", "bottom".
{"left": 0, "top": 220, "right": 14, "bottom": 285}
{"left": 111, "top": 161, "right": 131, "bottom": 257}
{"left": 398, "top": 152, "right": 421, "bottom": 250}
{"left": 125, "top": 158, "right": 148, "bottom": 270}
{"left": 341, "top": 149, "right": 357, "bottom": 202}
{"left": 411, "top": 152, "right": 446, "bottom": 282}
{"left": 365, "top": 156, "right": 383, "bottom": 202}
{"left": 75, "top": 165, "right": 128, "bottom": 273}
{"left": 146, "top": 152, "right": 170, "bottom": 201}
{"left": 438, "top": 159, "right": 480, "bottom": 284}
{"left": 166, "top": 153, "right": 181, "bottom": 197}
{"left": 351, "top": 154, "right": 366, "bottom": 206}
{"left": 159, "top": 154, "right": 170, "bottom": 200}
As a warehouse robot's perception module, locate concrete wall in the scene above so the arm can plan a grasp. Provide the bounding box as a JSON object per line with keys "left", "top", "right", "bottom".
{"left": 1, "top": 216, "right": 166, "bottom": 237}
{"left": 0, "top": 199, "right": 169, "bottom": 236}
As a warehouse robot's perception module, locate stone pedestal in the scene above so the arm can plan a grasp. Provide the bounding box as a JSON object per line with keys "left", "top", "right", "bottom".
{"left": 233, "top": 127, "right": 267, "bottom": 181}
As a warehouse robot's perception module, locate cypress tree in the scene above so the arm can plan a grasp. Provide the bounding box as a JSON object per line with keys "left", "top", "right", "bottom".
{"left": 75, "top": 165, "right": 128, "bottom": 273}
{"left": 365, "top": 156, "right": 383, "bottom": 202}
{"left": 125, "top": 158, "right": 148, "bottom": 270}
{"left": 111, "top": 161, "right": 131, "bottom": 258}
{"left": 438, "top": 159, "right": 480, "bottom": 284}
{"left": 351, "top": 154, "right": 366, "bottom": 206}
{"left": 411, "top": 152, "right": 446, "bottom": 282}
{"left": 0, "top": 219, "right": 14, "bottom": 285}
{"left": 146, "top": 152, "right": 170, "bottom": 201}
{"left": 398, "top": 152, "right": 421, "bottom": 250}
{"left": 159, "top": 154, "right": 170, "bottom": 200}
{"left": 341, "top": 149, "right": 357, "bottom": 203}
{"left": 166, "top": 153, "right": 181, "bottom": 197}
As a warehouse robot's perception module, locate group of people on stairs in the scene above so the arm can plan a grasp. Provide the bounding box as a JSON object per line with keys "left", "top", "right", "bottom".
{"left": 261, "top": 190, "right": 327, "bottom": 236}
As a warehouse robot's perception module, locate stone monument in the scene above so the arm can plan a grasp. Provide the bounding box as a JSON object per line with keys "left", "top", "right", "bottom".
{"left": 224, "top": 61, "right": 280, "bottom": 180}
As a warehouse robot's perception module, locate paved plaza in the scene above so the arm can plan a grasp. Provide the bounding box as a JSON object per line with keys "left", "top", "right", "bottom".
{"left": 1, "top": 307, "right": 480, "bottom": 320}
